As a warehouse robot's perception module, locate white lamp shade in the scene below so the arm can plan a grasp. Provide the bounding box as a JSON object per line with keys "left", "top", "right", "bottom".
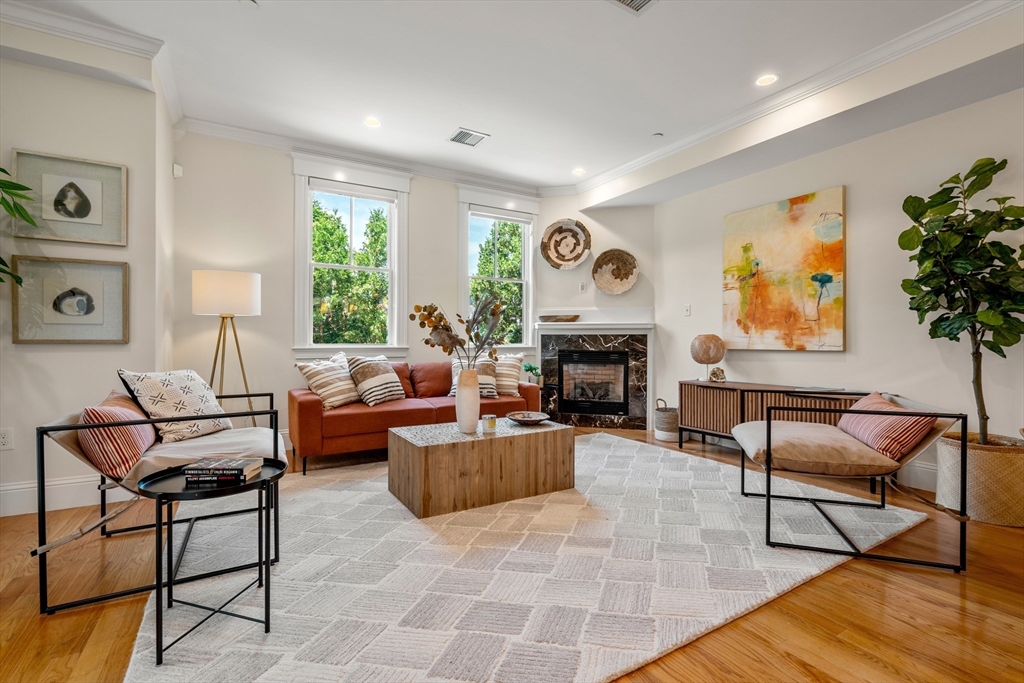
{"left": 192, "top": 270, "right": 261, "bottom": 316}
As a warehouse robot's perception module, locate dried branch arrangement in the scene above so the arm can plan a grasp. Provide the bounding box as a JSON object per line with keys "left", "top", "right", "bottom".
{"left": 411, "top": 291, "right": 507, "bottom": 369}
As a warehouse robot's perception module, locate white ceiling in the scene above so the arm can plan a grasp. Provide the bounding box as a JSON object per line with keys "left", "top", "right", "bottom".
{"left": 32, "top": 0, "right": 972, "bottom": 189}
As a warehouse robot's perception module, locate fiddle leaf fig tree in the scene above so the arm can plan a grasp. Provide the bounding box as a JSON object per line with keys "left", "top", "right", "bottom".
{"left": 899, "top": 157, "right": 1024, "bottom": 445}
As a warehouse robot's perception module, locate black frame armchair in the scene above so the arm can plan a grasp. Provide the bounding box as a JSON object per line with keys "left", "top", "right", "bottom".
{"left": 737, "top": 401, "right": 969, "bottom": 573}
{"left": 33, "top": 393, "right": 282, "bottom": 614}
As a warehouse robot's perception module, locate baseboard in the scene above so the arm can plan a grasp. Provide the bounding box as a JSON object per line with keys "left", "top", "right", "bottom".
{"left": 0, "top": 474, "right": 134, "bottom": 517}
{"left": 897, "top": 460, "right": 937, "bottom": 493}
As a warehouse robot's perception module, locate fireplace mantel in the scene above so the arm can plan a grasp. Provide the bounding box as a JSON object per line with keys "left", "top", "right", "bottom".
{"left": 534, "top": 321, "right": 655, "bottom": 335}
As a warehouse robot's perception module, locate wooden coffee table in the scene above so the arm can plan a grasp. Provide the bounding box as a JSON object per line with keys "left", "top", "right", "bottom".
{"left": 388, "top": 418, "right": 575, "bottom": 518}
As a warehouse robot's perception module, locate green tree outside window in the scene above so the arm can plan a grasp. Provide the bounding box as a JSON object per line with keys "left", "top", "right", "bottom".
{"left": 470, "top": 219, "right": 525, "bottom": 344}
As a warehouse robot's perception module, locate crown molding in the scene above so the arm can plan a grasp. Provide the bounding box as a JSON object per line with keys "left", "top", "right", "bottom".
{"left": 183, "top": 118, "right": 543, "bottom": 199}
{"left": 538, "top": 185, "right": 578, "bottom": 197}
{"left": 574, "top": 0, "right": 1024, "bottom": 194}
{"left": 0, "top": 1, "right": 163, "bottom": 58}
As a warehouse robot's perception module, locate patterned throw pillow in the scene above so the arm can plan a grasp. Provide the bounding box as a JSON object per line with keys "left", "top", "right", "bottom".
{"left": 78, "top": 391, "right": 156, "bottom": 480}
{"left": 295, "top": 354, "right": 359, "bottom": 409}
{"left": 118, "top": 369, "right": 232, "bottom": 443}
{"left": 837, "top": 392, "right": 937, "bottom": 460}
{"left": 347, "top": 356, "right": 407, "bottom": 407}
{"left": 495, "top": 354, "right": 524, "bottom": 397}
{"left": 449, "top": 359, "right": 499, "bottom": 399}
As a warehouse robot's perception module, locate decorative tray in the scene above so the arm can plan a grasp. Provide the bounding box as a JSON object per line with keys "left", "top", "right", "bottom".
{"left": 506, "top": 411, "right": 550, "bottom": 425}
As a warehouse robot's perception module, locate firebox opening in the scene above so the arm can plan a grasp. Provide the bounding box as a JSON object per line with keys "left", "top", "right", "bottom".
{"left": 558, "top": 350, "right": 630, "bottom": 416}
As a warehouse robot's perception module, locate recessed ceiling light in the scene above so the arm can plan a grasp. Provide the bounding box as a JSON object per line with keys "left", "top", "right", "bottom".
{"left": 755, "top": 74, "right": 779, "bottom": 86}
{"left": 573, "top": 168, "right": 586, "bottom": 176}
{"left": 364, "top": 117, "right": 381, "bottom": 128}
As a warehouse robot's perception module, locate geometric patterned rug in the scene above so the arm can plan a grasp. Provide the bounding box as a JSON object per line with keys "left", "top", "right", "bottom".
{"left": 124, "top": 432, "right": 925, "bottom": 683}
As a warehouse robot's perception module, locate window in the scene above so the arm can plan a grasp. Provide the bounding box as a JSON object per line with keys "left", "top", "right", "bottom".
{"left": 311, "top": 189, "right": 393, "bottom": 344}
{"left": 462, "top": 205, "right": 532, "bottom": 344}
{"left": 294, "top": 155, "right": 409, "bottom": 356}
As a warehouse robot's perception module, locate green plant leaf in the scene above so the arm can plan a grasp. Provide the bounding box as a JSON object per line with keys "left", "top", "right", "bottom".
{"left": 992, "top": 327, "right": 1021, "bottom": 347}
{"left": 0, "top": 178, "right": 32, "bottom": 192}
{"left": 898, "top": 226, "right": 924, "bottom": 251}
{"left": 917, "top": 259, "right": 934, "bottom": 275}
{"left": 1005, "top": 205, "right": 1024, "bottom": 218}
{"left": 981, "top": 340, "right": 1006, "bottom": 358}
{"left": 11, "top": 200, "right": 37, "bottom": 227}
{"left": 977, "top": 309, "right": 1004, "bottom": 326}
{"left": 949, "top": 258, "right": 979, "bottom": 274}
{"left": 923, "top": 217, "right": 945, "bottom": 233}
{"left": 964, "top": 173, "right": 994, "bottom": 201}
{"left": 965, "top": 158, "right": 998, "bottom": 180}
{"left": 988, "top": 196, "right": 1014, "bottom": 206}
{"left": 940, "top": 173, "right": 962, "bottom": 186}
{"left": 936, "top": 231, "right": 963, "bottom": 252}
{"left": 3, "top": 190, "right": 32, "bottom": 201}
{"left": 926, "top": 201, "right": 959, "bottom": 218}
{"left": 902, "top": 196, "right": 926, "bottom": 222}
{"left": 0, "top": 196, "right": 14, "bottom": 218}
{"left": 901, "top": 279, "right": 924, "bottom": 296}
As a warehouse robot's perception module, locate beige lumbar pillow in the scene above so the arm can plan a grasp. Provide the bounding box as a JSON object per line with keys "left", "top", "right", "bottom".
{"left": 449, "top": 359, "right": 499, "bottom": 399}
{"left": 495, "top": 353, "right": 524, "bottom": 396}
{"left": 348, "top": 356, "right": 407, "bottom": 406}
{"left": 295, "top": 354, "right": 359, "bottom": 410}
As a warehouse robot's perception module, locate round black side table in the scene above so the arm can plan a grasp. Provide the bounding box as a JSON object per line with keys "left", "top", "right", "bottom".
{"left": 137, "top": 458, "right": 286, "bottom": 665}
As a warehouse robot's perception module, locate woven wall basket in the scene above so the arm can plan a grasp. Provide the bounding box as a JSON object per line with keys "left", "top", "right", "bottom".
{"left": 541, "top": 219, "right": 592, "bottom": 269}
{"left": 592, "top": 249, "right": 638, "bottom": 295}
{"left": 935, "top": 432, "right": 1024, "bottom": 527}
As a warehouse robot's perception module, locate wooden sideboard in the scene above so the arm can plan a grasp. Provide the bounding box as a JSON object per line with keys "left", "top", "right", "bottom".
{"left": 677, "top": 380, "right": 865, "bottom": 445}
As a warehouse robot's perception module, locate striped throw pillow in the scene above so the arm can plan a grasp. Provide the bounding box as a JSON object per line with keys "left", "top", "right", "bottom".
{"left": 495, "top": 354, "right": 524, "bottom": 396}
{"left": 78, "top": 392, "right": 156, "bottom": 480}
{"left": 837, "top": 392, "right": 937, "bottom": 460}
{"left": 348, "top": 356, "right": 407, "bottom": 407}
{"left": 449, "top": 359, "right": 499, "bottom": 399}
{"left": 296, "top": 357, "right": 359, "bottom": 410}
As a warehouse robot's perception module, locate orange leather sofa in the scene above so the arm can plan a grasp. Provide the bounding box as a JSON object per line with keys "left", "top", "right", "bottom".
{"left": 288, "top": 361, "right": 541, "bottom": 473}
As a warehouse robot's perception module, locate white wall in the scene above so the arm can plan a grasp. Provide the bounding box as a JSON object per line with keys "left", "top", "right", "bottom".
{"left": 0, "top": 57, "right": 160, "bottom": 512}
{"left": 536, "top": 195, "right": 655, "bottom": 311}
{"left": 652, "top": 89, "right": 1024, "bottom": 487}
{"left": 154, "top": 71, "right": 176, "bottom": 371}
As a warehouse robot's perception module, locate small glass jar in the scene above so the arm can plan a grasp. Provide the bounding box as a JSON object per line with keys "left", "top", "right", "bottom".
{"left": 481, "top": 414, "right": 497, "bottom": 434}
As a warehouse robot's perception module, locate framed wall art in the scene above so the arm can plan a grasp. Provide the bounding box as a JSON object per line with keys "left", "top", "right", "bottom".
{"left": 10, "top": 150, "right": 127, "bottom": 246}
{"left": 722, "top": 186, "right": 845, "bottom": 351}
{"left": 12, "top": 255, "right": 129, "bottom": 344}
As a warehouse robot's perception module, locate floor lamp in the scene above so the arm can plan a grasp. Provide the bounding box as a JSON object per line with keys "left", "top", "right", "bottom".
{"left": 192, "top": 270, "right": 261, "bottom": 425}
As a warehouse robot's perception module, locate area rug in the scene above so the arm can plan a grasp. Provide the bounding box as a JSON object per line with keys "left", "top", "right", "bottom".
{"left": 124, "top": 432, "right": 925, "bottom": 683}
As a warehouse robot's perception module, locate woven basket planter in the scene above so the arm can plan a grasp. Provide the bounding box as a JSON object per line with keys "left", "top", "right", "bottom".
{"left": 654, "top": 399, "right": 678, "bottom": 442}
{"left": 935, "top": 432, "right": 1024, "bottom": 527}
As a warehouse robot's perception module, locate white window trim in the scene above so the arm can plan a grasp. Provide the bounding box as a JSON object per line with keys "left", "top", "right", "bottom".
{"left": 294, "top": 160, "right": 410, "bottom": 359}
{"left": 458, "top": 190, "right": 536, "bottom": 351}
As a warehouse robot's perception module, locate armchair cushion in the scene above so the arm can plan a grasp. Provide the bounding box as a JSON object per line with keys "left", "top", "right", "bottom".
{"left": 837, "top": 392, "right": 937, "bottom": 460}
{"left": 118, "top": 369, "right": 231, "bottom": 443}
{"left": 732, "top": 421, "right": 901, "bottom": 477}
{"left": 78, "top": 391, "right": 156, "bottom": 480}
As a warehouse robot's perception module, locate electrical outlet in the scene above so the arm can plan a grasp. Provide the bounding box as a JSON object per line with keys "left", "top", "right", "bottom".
{"left": 0, "top": 429, "right": 12, "bottom": 451}
{"left": 684, "top": 304, "right": 692, "bottom": 317}
{"left": 579, "top": 282, "right": 587, "bottom": 293}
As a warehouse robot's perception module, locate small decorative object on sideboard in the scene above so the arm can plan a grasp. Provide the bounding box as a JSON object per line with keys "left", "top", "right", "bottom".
{"left": 506, "top": 411, "right": 549, "bottom": 426}
{"left": 411, "top": 293, "right": 507, "bottom": 434}
{"left": 541, "top": 219, "right": 592, "bottom": 269}
{"left": 592, "top": 249, "right": 639, "bottom": 295}
{"left": 690, "top": 333, "right": 725, "bottom": 381}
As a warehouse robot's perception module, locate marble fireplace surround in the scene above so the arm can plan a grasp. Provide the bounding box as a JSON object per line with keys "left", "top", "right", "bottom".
{"left": 535, "top": 309, "right": 654, "bottom": 430}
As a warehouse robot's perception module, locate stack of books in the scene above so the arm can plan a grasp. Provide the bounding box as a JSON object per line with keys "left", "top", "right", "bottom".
{"left": 183, "top": 458, "right": 262, "bottom": 487}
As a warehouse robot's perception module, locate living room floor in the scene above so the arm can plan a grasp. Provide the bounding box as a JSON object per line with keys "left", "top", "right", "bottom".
{"left": 1, "top": 430, "right": 1021, "bottom": 683}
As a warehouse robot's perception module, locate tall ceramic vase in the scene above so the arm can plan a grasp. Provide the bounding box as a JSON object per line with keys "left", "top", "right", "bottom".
{"left": 455, "top": 368, "right": 480, "bottom": 434}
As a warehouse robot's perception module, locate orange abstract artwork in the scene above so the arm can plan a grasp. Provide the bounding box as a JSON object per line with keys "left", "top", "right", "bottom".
{"left": 723, "top": 186, "right": 845, "bottom": 351}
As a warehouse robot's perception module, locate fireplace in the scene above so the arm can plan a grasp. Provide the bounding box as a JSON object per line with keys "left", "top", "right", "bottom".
{"left": 558, "top": 350, "right": 629, "bottom": 416}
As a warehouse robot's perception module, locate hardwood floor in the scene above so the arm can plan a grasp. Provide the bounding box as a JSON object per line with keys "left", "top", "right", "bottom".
{"left": 0, "top": 431, "right": 1020, "bottom": 683}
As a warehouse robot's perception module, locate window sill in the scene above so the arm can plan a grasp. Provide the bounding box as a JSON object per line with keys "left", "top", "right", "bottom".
{"left": 294, "top": 345, "right": 409, "bottom": 360}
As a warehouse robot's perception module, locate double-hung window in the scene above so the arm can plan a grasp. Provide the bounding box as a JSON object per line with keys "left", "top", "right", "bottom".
{"left": 294, "top": 156, "right": 409, "bottom": 356}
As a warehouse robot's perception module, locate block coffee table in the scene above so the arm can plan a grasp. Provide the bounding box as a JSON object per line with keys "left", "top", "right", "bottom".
{"left": 388, "top": 418, "right": 575, "bottom": 518}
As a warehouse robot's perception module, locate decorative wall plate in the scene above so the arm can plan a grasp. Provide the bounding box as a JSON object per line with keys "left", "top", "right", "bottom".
{"left": 541, "top": 219, "right": 592, "bottom": 269}
{"left": 592, "top": 249, "right": 638, "bottom": 295}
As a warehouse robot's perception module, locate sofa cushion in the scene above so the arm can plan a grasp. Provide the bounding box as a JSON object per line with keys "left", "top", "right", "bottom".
{"left": 410, "top": 362, "right": 453, "bottom": 398}
{"left": 732, "top": 421, "right": 901, "bottom": 477}
{"left": 391, "top": 362, "right": 416, "bottom": 398}
{"left": 837, "top": 392, "right": 937, "bottom": 460}
{"left": 425, "top": 395, "right": 528, "bottom": 423}
{"left": 322, "top": 398, "right": 436, "bottom": 437}
{"left": 449, "top": 359, "right": 499, "bottom": 399}
{"left": 495, "top": 354, "right": 524, "bottom": 396}
{"left": 348, "top": 356, "right": 407, "bottom": 407}
{"left": 297, "top": 357, "right": 359, "bottom": 409}
{"left": 122, "top": 427, "right": 286, "bottom": 489}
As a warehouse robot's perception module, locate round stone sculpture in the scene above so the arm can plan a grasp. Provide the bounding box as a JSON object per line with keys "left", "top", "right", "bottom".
{"left": 591, "top": 249, "right": 638, "bottom": 295}
{"left": 690, "top": 334, "right": 725, "bottom": 365}
{"left": 541, "top": 219, "right": 592, "bottom": 270}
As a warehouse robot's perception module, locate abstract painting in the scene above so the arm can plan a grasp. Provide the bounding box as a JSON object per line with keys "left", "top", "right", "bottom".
{"left": 723, "top": 186, "right": 845, "bottom": 351}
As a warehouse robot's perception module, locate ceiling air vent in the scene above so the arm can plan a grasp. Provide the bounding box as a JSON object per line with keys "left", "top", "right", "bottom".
{"left": 608, "top": 0, "right": 657, "bottom": 15}
{"left": 449, "top": 128, "right": 490, "bottom": 147}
